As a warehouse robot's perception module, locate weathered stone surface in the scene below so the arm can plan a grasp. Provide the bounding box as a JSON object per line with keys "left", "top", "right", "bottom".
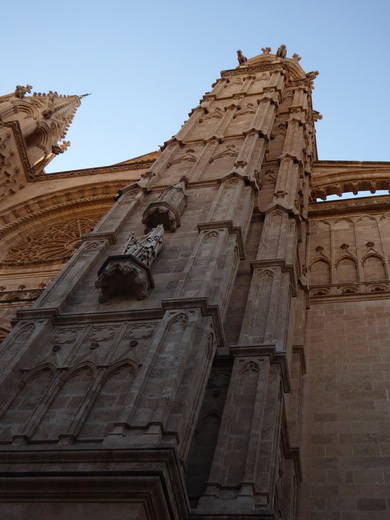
{"left": 1, "top": 48, "right": 390, "bottom": 520}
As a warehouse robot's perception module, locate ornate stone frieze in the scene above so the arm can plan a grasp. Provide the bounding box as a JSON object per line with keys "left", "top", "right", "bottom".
{"left": 310, "top": 282, "right": 390, "bottom": 300}
{"left": 221, "top": 63, "right": 286, "bottom": 78}
{"left": 96, "top": 225, "right": 164, "bottom": 302}
{"left": 0, "top": 288, "right": 43, "bottom": 303}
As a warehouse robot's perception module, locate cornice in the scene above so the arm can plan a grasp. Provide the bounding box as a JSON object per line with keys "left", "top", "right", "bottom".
{"left": 309, "top": 195, "right": 390, "bottom": 217}
{"left": 221, "top": 62, "right": 287, "bottom": 78}
{"left": 36, "top": 160, "right": 156, "bottom": 181}
{"left": 312, "top": 160, "right": 390, "bottom": 200}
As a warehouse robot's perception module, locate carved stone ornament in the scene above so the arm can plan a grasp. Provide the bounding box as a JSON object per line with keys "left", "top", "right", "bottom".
{"left": 14, "top": 85, "right": 32, "bottom": 99}
{"left": 142, "top": 181, "right": 187, "bottom": 233}
{"left": 276, "top": 44, "right": 287, "bottom": 59}
{"left": 95, "top": 225, "right": 164, "bottom": 302}
{"left": 306, "top": 70, "right": 319, "bottom": 81}
{"left": 51, "top": 141, "right": 70, "bottom": 155}
{"left": 237, "top": 50, "right": 247, "bottom": 65}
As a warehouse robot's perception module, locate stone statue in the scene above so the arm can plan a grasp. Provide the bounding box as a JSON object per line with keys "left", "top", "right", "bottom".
{"left": 237, "top": 50, "right": 247, "bottom": 65}
{"left": 123, "top": 224, "right": 164, "bottom": 266}
{"left": 14, "top": 85, "right": 32, "bottom": 99}
{"left": 276, "top": 44, "right": 287, "bottom": 59}
{"left": 292, "top": 53, "right": 301, "bottom": 62}
{"left": 261, "top": 47, "right": 271, "bottom": 54}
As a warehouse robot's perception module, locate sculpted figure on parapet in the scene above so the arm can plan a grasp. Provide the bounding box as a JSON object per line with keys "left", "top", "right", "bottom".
{"left": 276, "top": 44, "right": 287, "bottom": 58}
{"left": 237, "top": 50, "right": 247, "bottom": 65}
{"left": 14, "top": 85, "right": 32, "bottom": 98}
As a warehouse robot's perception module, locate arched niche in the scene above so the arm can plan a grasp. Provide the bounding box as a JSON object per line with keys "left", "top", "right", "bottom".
{"left": 363, "top": 255, "right": 386, "bottom": 281}
{"left": 336, "top": 257, "right": 358, "bottom": 283}
{"left": 33, "top": 365, "right": 94, "bottom": 441}
{"left": 310, "top": 259, "right": 331, "bottom": 285}
{"left": 79, "top": 363, "right": 137, "bottom": 440}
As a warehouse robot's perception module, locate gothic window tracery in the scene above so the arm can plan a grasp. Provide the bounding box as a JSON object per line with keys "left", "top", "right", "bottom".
{"left": 3, "top": 216, "right": 100, "bottom": 265}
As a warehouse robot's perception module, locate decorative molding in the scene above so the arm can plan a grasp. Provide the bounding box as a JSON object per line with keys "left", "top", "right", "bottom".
{"left": 2, "top": 121, "right": 34, "bottom": 180}
{"left": 34, "top": 160, "right": 156, "bottom": 180}
{"left": 0, "top": 288, "right": 43, "bottom": 303}
{"left": 221, "top": 63, "right": 287, "bottom": 78}
{"left": 310, "top": 281, "right": 390, "bottom": 301}
{"left": 197, "top": 220, "right": 245, "bottom": 260}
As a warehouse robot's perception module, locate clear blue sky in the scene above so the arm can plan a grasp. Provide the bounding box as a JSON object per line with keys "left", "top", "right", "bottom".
{"left": 3, "top": 0, "right": 390, "bottom": 173}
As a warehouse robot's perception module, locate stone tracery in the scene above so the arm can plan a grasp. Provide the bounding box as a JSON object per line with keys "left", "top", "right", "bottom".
{"left": 3, "top": 216, "right": 100, "bottom": 265}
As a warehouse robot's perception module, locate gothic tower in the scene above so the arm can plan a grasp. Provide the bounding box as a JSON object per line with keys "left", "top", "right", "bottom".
{"left": 0, "top": 47, "right": 317, "bottom": 519}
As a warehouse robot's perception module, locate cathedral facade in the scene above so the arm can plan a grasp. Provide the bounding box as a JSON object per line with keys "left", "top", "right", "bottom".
{"left": 1, "top": 48, "right": 390, "bottom": 519}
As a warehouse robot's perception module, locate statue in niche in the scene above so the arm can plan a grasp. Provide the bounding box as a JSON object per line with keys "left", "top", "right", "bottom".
{"left": 237, "top": 50, "right": 247, "bottom": 65}
{"left": 276, "top": 44, "right": 287, "bottom": 58}
{"left": 96, "top": 225, "right": 164, "bottom": 302}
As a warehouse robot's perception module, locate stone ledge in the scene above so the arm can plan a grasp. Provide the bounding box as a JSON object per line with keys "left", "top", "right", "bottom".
{"left": 0, "top": 446, "right": 189, "bottom": 520}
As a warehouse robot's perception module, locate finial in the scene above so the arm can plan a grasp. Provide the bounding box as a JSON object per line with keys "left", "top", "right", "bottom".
{"left": 236, "top": 50, "right": 247, "bottom": 65}
{"left": 261, "top": 47, "right": 271, "bottom": 54}
{"left": 276, "top": 44, "right": 287, "bottom": 59}
{"left": 79, "top": 93, "right": 92, "bottom": 99}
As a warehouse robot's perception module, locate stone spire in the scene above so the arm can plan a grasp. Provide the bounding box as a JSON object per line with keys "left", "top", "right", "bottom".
{"left": 0, "top": 86, "right": 81, "bottom": 192}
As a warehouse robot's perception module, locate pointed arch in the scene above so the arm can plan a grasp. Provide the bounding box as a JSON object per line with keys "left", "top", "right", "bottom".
{"left": 363, "top": 254, "right": 386, "bottom": 281}
{"left": 0, "top": 366, "right": 55, "bottom": 441}
{"left": 63, "top": 361, "right": 96, "bottom": 382}
{"left": 186, "top": 411, "right": 222, "bottom": 503}
{"left": 336, "top": 256, "right": 358, "bottom": 283}
{"left": 240, "top": 359, "right": 261, "bottom": 375}
{"left": 310, "top": 259, "right": 331, "bottom": 285}
{"left": 166, "top": 312, "right": 190, "bottom": 331}
{"left": 79, "top": 361, "right": 137, "bottom": 440}
{"left": 33, "top": 364, "right": 94, "bottom": 441}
